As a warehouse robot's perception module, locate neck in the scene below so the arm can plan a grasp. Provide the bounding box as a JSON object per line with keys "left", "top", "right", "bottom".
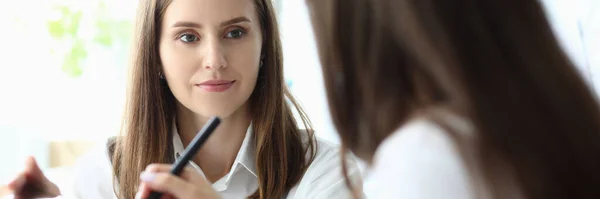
{"left": 175, "top": 103, "right": 251, "bottom": 183}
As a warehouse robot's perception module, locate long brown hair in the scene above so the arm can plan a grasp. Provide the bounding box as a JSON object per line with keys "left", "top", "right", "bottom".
{"left": 111, "top": 0, "right": 316, "bottom": 198}
{"left": 307, "top": 0, "right": 600, "bottom": 198}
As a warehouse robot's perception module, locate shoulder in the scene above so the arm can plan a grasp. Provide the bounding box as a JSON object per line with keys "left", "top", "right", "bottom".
{"left": 65, "top": 138, "right": 116, "bottom": 199}
{"left": 378, "top": 118, "right": 462, "bottom": 158}
{"left": 311, "top": 137, "right": 357, "bottom": 171}
{"left": 367, "top": 118, "right": 474, "bottom": 199}
{"left": 288, "top": 135, "right": 363, "bottom": 199}
{"left": 299, "top": 130, "right": 360, "bottom": 176}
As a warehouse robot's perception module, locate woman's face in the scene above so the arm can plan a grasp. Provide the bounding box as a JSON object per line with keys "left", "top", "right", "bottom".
{"left": 159, "top": 0, "right": 263, "bottom": 119}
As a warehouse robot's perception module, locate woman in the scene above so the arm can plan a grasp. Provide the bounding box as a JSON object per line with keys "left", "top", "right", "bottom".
{"left": 307, "top": 0, "right": 600, "bottom": 198}
{"left": 4, "top": 0, "right": 361, "bottom": 198}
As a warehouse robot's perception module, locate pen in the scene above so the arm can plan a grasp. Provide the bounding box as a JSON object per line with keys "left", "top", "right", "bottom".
{"left": 147, "top": 116, "right": 221, "bottom": 199}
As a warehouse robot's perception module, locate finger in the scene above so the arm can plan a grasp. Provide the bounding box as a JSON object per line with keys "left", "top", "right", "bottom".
{"left": 17, "top": 157, "right": 60, "bottom": 198}
{"left": 135, "top": 183, "right": 143, "bottom": 199}
{"left": 145, "top": 164, "right": 200, "bottom": 182}
{"left": 24, "top": 156, "right": 43, "bottom": 177}
{"left": 7, "top": 173, "right": 26, "bottom": 191}
{"left": 140, "top": 171, "right": 192, "bottom": 199}
{"left": 135, "top": 183, "right": 147, "bottom": 199}
{"left": 23, "top": 157, "right": 46, "bottom": 185}
{"left": 136, "top": 183, "right": 174, "bottom": 199}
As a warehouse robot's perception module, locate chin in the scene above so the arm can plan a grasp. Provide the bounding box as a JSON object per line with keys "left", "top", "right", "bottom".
{"left": 191, "top": 103, "right": 242, "bottom": 119}
{"left": 178, "top": 94, "right": 251, "bottom": 120}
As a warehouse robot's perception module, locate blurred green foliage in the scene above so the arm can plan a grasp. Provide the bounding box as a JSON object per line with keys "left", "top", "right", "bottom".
{"left": 47, "top": 1, "right": 132, "bottom": 78}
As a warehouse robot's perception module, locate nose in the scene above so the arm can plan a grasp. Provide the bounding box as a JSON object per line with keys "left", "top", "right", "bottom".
{"left": 202, "top": 39, "right": 227, "bottom": 70}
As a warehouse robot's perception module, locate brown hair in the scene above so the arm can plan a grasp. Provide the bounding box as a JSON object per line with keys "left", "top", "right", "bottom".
{"left": 307, "top": 0, "right": 600, "bottom": 198}
{"left": 111, "top": 0, "right": 316, "bottom": 198}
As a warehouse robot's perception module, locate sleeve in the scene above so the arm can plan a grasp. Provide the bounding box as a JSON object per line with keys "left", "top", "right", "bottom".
{"left": 58, "top": 142, "right": 116, "bottom": 199}
{"left": 287, "top": 141, "right": 365, "bottom": 199}
{"left": 365, "top": 120, "right": 475, "bottom": 199}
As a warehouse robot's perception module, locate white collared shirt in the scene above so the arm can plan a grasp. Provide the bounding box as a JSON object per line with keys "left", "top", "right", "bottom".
{"left": 170, "top": 124, "right": 259, "bottom": 197}
{"left": 365, "top": 115, "right": 522, "bottom": 199}
{"left": 364, "top": 118, "right": 475, "bottom": 199}
{"left": 61, "top": 125, "right": 362, "bottom": 199}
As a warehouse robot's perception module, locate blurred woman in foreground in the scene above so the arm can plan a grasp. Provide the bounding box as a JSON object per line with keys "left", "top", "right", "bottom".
{"left": 307, "top": 0, "right": 600, "bottom": 198}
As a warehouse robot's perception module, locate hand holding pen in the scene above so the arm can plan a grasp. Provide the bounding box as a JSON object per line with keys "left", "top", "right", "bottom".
{"left": 136, "top": 117, "right": 222, "bottom": 199}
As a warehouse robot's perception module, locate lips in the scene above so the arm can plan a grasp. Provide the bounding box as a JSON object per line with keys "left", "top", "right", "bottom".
{"left": 196, "top": 80, "right": 235, "bottom": 92}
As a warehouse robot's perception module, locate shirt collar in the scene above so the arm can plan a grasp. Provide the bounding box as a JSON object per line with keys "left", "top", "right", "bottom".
{"left": 171, "top": 121, "right": 258, "bottom": 180}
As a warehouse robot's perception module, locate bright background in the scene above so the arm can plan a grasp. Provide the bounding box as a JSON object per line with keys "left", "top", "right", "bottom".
{"left": 0, "top": 0, "right": 598, "bottom": 195}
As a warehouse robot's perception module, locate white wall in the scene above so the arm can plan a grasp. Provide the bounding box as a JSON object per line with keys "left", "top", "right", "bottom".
{"left": 278, "top": 0, "right": 341, "bottom": 144}
{"left": 542, "top": 0, "right": 600, "bottom": 93}
{"left": 0, "top": 0, "right": 133, "bottom": 183}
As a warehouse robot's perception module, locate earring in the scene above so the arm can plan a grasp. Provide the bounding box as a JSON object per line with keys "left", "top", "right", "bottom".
{"left": 260, "top": 60, "right": 264, "bottom": 67}
{"left": 159, "top": 72, "right": 165, "bottom": 79}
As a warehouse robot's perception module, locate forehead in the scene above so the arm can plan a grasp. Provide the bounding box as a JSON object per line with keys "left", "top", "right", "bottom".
{"left": 162, "top": 0, "right": 258, "bottom": 26}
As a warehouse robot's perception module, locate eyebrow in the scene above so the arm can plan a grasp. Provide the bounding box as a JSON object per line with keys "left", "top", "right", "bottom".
{"left": 172, "top": 21, "right": 201, "bottom": 28}
{"left": 220, "top": 16, "right": 251, "bottom": 26}
{"left": 171, "top": 16, "right": 251, "bottom": 28}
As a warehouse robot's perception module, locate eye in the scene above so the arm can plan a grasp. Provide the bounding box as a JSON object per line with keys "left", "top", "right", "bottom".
{"left": 225, "top": 28, "right": 246, "bottom": 39}
{"left": 178, "top": 33, "right": 199, "bottom": 43}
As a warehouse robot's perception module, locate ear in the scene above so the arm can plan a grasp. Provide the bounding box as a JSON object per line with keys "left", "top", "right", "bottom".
{"left": 157, "top": 63, "right": 166, "bottom": 80}
{"left": 157, "top": 61, "right": 165, "bottom": 73}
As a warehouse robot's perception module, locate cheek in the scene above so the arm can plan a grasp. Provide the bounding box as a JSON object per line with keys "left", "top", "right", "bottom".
{"left": 161, "top": 44, "right": 192, "bottom": 72}
{"left": 159, "top": 43, "right": 198, "bottom": 92}
{"left": 241, "top": 65, "right": 260, "bottom": 92}
{"left": 227, "top": 46, "right": 261, "bottom": 88}
{"left": 226, "top": 39, "right": 261, "bottom": 73}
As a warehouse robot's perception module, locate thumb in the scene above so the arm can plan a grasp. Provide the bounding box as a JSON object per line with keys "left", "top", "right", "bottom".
{"left": 24, "top": 156, "right": 43, "bottom": 177}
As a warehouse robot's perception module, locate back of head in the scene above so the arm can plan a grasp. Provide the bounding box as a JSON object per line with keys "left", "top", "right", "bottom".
{"left": 307, "top": 0, "right": 600, "bottom": 198}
